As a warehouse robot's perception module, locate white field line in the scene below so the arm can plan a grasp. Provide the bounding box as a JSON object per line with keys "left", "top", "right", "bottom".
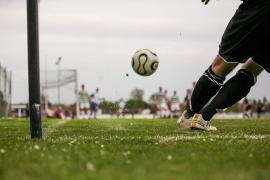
{"left": 43, "top": 134, "right": 270, "bottom": 143}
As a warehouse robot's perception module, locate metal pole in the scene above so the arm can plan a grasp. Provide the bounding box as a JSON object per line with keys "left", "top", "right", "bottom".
{"left": 75, "top": 70, "right": 80, "bottom": 118}
{"left": 8, "top": 72, "right": 12, "bottom": 117}
{"left": 44, "top": 55, "right": 48, "bottom": 114}
{"left": 56, "top": 57, "right": 61, "bottom": 105}
{"left": 58, "top": 62, "right": 60, "bottom": 104}
{"left": 27, "top": 0, "right": 42, "bottom": 139}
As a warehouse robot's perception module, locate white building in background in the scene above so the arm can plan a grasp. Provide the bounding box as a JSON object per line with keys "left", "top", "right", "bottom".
{"left": 11, "top": 103, "right": 28, "bottom": 118}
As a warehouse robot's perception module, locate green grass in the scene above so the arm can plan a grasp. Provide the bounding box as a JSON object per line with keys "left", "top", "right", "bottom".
{"left": 0, "top": 118, "right": 270, "bottom": 180}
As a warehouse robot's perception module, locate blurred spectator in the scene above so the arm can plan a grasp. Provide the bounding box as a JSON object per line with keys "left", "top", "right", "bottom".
{"left": 183, "top": 89, "right": 192, "bottom": 109}
{"left": 256, "top": 99, "right": 265, "bottom": 118}
{"left": 89, "top": 94, "right": 95, "bottom": 119}
{"left": 164, "top": 89, "right": 171, "bottom": 118}
{"left": 78, "top": 84, "right": 90, "bottom": 119}
{"left": 170, "top": 90, "right": 180, "bottom": 118}
{"left": 90, "top": 88, "right": 100, "bottom": 119}
{"left": 242, "top": 97, "right": 252, "bottom": 118}
{"left": 46, "top": 106, "right": 72, "bottom": 120}
{"left": 117, "top": 99, "right": 127, "bottom": 118}
{"left": 156, "top": 86, "right": 169, "bottom": 118}
{"left": 89, "top": 88, "right": 101, "bottom": 119}
{"left": 149, "top": 94, "right": 158, "bottom": 119}
{"left": 181, "top": 81, "right": 197, "bottom": 113}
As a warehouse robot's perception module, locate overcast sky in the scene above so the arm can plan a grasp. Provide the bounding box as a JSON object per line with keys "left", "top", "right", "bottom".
{"left": 0, "top": 0, "right": 269, "bottom": 104}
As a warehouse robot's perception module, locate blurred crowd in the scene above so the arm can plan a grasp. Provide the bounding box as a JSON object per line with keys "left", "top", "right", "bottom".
{"left": 240, "top": 97, "right": 268, "bottom": 119}
{"left": 27, "top": 82, "right": 269, "bottom": 120}
{"left": 77, "top": 85, "right": 101, "bottom": 119}
{"left": 149, "top": 83, "right": 195, "bottom": 119}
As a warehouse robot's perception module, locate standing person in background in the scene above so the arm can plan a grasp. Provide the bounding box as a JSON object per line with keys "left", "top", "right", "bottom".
{"left": 156, "top": 86, "right": 168, "bottom": 118}
{"left": 242, "top": 97, "right": 252, "bottom": 119}
{"left": 170, "top": 90, "right": 180, "bottom": 118}
{"left": 181, "top": 89, "right": 192, "bottom": 112}
{"left": 90, "top": 88, "right": 101, "bottom": 119}
{"left": 164, "top": 89, "right": 171, "bottom": 118}
{"left": 182, "top": 82, "right": 196, "bottom": 113}
{"left": 117, "top": 98, "right": 128, "bottom": 118}
{"left": 150, "top": 94, "right": 158, "bottom": 119}
{"left": 256, "top": 99, "right": 265, "bottom": 118}
{"left": 78, "top": 84, "right": 89, "bottom": 119}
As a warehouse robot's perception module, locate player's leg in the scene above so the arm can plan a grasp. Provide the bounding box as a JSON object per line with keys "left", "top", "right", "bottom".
{"left": 186, "top": 55, "right": 237, "bottom": 117}
{"left": 89, "top": 102, "right": 94, "bottom": 119}
{"left": 93, "top": 103, "right": 97, "bottom": 119}
{"left": 198, "top": 1, "right": 270, "bottom": 121}
{"left": 178, "top": 56, "right": 237, "bottom": 129}
{"left": 84, "top": 107, "right": 88, "bottom": 119}
{"left": 79, "top": 103, "right": 85, "bottom": 119}
{"left": 180, "top": 0, "right": 269, "bottom": 130}
{"left": 171, "top": 104, "right": 178, "bottom": 118}
{"left": 200, "top": 58, "right": 263, "bottom": 121}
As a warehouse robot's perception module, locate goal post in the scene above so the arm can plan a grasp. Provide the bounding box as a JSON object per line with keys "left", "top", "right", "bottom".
{"left": 40, "top": 69, "right": 80, "bottom": 118}
{"left": 27, "top": 0, "right": 42, "bottom": 139}
{"left": 75, "top": 70, "right": 80, "bottom": 119}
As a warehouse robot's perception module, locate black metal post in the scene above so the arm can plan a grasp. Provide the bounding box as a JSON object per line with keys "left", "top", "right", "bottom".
{"left": 27, "top": 0, "right": 42, "bottom": 139}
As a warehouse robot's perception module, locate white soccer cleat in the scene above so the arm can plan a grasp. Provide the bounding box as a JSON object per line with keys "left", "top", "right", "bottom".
{"left": 177, "top": 110, "right": 192, "bottom": 130}
{"left": 191, "top": 113, "right": 217, "bottom": 131}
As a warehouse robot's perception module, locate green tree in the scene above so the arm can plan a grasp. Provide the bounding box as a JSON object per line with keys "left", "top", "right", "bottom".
{"left": 130, "top": 88, "right": 144, "bottom": 101}
{"left": 99, "top": 100, "right": 119, "bottom": 115}
{"left": 125, "top": 88, "right": 149, "bottom": 117}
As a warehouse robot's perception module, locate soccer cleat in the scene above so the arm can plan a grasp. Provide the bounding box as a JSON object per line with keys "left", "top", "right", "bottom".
{"left": 177, "top": 110, "right": 192, "bottom": 130}
{"left": 191, "top": 113, "right": 217, "bottom": 131}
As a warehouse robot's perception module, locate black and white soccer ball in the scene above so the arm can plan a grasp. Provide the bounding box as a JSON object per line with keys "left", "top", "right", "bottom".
{"left": 131, "top": 49, "right": 159, "bottom": 76}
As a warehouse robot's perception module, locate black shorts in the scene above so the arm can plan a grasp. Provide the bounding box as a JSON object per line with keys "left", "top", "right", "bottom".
{"left": 219, "top": 0, "right": 270, "bottom": 72}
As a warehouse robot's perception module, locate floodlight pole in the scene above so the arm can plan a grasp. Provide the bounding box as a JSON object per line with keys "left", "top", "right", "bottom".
{"left": 27, "top": 0, "right": 42, "bottom": 139}
{"left": 75, "top": 70, "right": 80, "bottom": 118}
{"left": 56, "top": 57, "right": 62, "bottom": 105}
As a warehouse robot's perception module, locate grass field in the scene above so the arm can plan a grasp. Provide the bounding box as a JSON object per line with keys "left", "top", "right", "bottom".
{"left": 0, "top": 118, "right": 270, "bottom": 180}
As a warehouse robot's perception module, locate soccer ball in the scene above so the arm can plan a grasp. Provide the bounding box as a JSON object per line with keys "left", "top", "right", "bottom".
{"left": 131, "top": 49, "right": 159, "bottom": 76}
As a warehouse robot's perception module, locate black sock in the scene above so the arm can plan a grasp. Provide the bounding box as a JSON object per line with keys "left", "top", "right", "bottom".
{"left": 186, "top": 67, "right": 225, "bottom": 117}
{"left": 201, "top": 69, "right": 256, "bottom": 121}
